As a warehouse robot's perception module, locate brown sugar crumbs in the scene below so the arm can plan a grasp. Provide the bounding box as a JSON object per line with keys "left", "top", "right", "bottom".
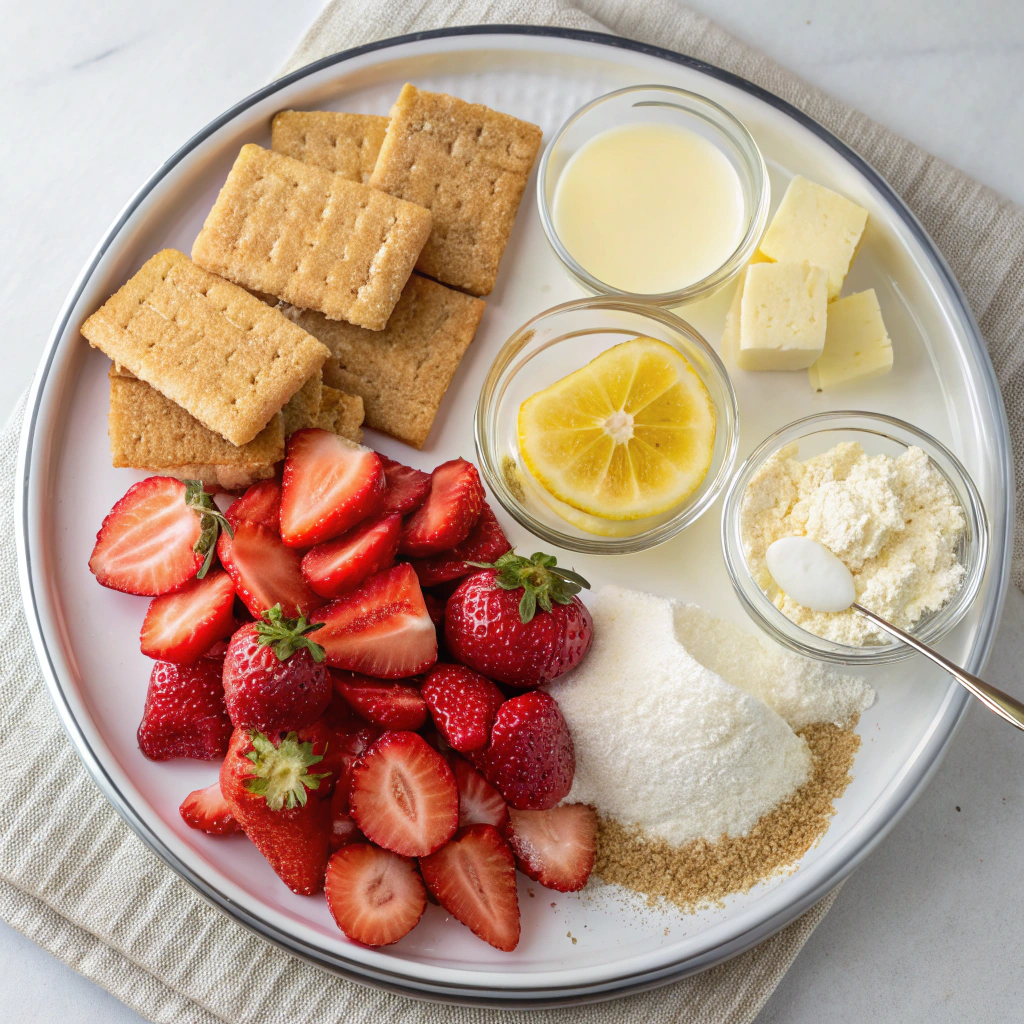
{"left": 594, "top": 720, "right": 860, "bottom": 912}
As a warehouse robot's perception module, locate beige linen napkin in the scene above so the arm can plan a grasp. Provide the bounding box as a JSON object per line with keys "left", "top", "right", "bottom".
{"left": 3, "top": 2, "right": 1023, "bottom": 1022}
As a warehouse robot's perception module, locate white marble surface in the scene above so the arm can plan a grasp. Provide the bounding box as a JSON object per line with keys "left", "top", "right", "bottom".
{"left": 2, "top": 1, "right": 1022, "bottom": 1020}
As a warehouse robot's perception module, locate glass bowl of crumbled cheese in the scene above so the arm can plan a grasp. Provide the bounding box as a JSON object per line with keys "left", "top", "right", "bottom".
{"left": 721, "top": 411, "right": 988, "bottom": 664}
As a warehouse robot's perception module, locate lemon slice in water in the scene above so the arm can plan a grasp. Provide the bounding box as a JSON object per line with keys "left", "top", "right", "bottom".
{"left": 518, "top": 336, "right": 716, "bottom": 521}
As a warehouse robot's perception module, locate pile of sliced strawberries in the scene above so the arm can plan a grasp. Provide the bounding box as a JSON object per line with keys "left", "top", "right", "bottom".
{"left": 89, "top": 429, "right": 599, "bottom": 951}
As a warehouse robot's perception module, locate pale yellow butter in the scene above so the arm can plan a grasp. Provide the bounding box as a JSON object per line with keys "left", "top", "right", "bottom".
{"left": 725, "top": 262, "right": 828, "bottom": 371}
{"left": 809, "top": 289, "right": 893, "bottom": 391}
{"left": 758, "top": 177, "right": 868, "bottom": 300}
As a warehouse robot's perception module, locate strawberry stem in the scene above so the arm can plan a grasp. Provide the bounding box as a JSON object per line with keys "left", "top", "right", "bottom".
{"left": 242, "top": 730, "right": 328, "bottom": 810}
{"left": 184, "top": 480, "right": 234, "bottom": 579}
{"left": 468, "top": 550, "right": 590, "bottom": 624}
{"left": 254, "top": 604, "right": 326, "bottom": 662}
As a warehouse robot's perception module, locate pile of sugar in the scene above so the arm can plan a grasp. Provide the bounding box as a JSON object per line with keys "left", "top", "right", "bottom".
{"left": 546, "top": 586, "right": 872, "bottom": 847}
{"left": 741, "top": 441, "right": 966, "bottom": 645}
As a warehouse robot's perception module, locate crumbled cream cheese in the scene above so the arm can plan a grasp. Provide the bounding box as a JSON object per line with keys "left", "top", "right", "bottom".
{"left": 741, "top": 441, "right": 966, "bottom": 645}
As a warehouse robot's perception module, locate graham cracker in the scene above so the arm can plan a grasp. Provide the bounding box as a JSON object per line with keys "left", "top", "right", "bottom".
{"left": 315, "top": 385, "right": 364, "bottom": 444}
{"left": 368, "top": 84, "right": 542, "bottom": 297}
{"left": 271, "top": 111, "right": 388, "bottom": 184}
{"left": 191, "top": 145, "right": 432, "bottom": 330}
{"left": 82, "top": 249, "right": 328, "bottom": 446}
{"left": 108, "top": 368, "right": 283, "bottom": 490}
{"left": 291, "top": 274, "right": 484, "bottom": 449}
{"left": 281, "top": 370, "right": 323, "bottom": 435}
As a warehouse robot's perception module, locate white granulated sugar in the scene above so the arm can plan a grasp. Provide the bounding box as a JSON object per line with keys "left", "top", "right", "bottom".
{"left": 741, "top": 441, "right": 966, "bottom": 645}
{"left": 671, "top": 604, "right": 874, "bottom": 731}
{"left": 546, "top": 586, "right": 814, "bottom": 846}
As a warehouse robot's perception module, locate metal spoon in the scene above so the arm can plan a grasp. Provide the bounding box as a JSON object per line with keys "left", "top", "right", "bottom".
{"left": 765, "top": 536, "right": 1024, "bottom": 731}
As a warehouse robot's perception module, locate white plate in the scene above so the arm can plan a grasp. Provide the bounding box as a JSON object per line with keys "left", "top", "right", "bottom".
{"left": 15, "top": 27, "right": 1012, "bottom": 1006}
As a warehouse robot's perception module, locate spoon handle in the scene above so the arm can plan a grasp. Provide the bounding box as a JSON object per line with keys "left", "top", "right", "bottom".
{"left": 853, "top": 604, "right": 1024, "bottom": 731}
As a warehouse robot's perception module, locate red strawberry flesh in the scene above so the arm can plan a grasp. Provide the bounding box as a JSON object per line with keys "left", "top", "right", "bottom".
{"left": 89, "top": 476, "right": 203, "bottom": 596}
{"left": 333, "top": 673, "right": 428, "bottom": 730}
{"left": 452, "top": 756, "right": 509, "bottom": 830}
{"left": 421, "top": 664, "right": 505, "bottom": 753}
{"left": 418, "top": 824, "right": 520, "bottom": 952}
{"left": 179, "top": 781, "right": 240, "bottom": 835}
{"left": 301, "top": 513, "right": 401, "bottom": 599}
{"left": 325, "top": 843, "right": 426, "bottom": 946}
{"left": 398, "top": 458, "right": 485, "bottom": 557}
{"left": 505, "top": 804, "right": 596, "bottom": 892}
{"left": 311, "top": 564, "right": 437, "bottom": 679}
{"left": 280, "top": 429, "right": 385, "bottom": 548}
{"left": 379, "top": 456, "right": 431, "bottom": 515}
{"left": 137, "top": 659, "right": 232, "bottom": 761}
{"left": 140, "top": 568, "right": 236, "bottom": 664}
{"left": 226, "top": 478, "right": 281, "bottom": 530}
{"left": 409, "top": 504, "right": 511, "bottom": 587}
{"left": 348, "top": 731, "right": 458, "bottom": 857}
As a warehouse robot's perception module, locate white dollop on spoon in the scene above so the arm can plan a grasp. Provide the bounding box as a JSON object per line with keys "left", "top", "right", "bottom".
{"left": 763, "top": 536, "right": 1024, "bottom": 732}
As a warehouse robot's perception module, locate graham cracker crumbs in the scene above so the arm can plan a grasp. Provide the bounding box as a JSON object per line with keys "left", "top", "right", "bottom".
{"left": 594, "top": 720, "right": 860, "bottom": 913}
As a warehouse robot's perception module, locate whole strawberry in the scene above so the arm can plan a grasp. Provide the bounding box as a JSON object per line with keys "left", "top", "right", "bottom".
{"left": 444, "top": 551, "right": 593, "bottom": 688}
{"left": 220, "top": 727, "right": 331, "bottom": 895}
{"left": 222, "top": 605, "right": 331, "bottom": 733}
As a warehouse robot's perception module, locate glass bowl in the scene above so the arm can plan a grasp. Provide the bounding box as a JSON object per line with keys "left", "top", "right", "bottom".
{"left": 475, "top": 297, "right": 739, "bottom": 555}
{"left": 537, "top": 84, "right": 770, "bottom": 306}
{"left": 720, "top": 412, "right": 989, "bottom": 665}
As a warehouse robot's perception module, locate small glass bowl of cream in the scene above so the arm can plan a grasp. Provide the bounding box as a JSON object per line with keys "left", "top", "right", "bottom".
{"left": 475, "top": 297, "right": 739, "bottom": 555}
{"left": 538, "top": 85, "right": 769, "bottom": 306}
{"left": 720, "top": 412, "right": 989, "bottom": 665}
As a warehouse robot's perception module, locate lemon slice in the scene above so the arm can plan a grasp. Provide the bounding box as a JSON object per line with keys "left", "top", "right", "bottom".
{"left": 518, "top": 336, "right": 716, "bottom": 520}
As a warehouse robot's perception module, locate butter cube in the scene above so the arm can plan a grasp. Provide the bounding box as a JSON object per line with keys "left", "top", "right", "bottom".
{"left": 809, "top": 289, "right": 893, "bottom": 391}
{"left": 758, "top": 177, "right": 868, "bottom": 300}
{"left": 724, "top": 262, "right": 828, "bottom": 371}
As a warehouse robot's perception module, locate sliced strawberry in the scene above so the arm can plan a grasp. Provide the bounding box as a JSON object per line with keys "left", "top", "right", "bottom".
{"left": 409, "top": 504, "right": 511, "bottom": 587}
{"left": 422, "top": 591, "right": 445, "bottom": 629}
{"left": 379, "top": 456, "right": 431, "bottom": 515}
{"left": 452, "top": 756, "right": 508, "bottom": 830}
{"left": 333, "top": 673, "right": 428, "bottom": 730}
{"left": 479, "top": 691, "right": 574, "bottom": 811}
{"left": 89, "top": 476, "right": 204, "bottom": 595}
{"left": 504, "top": 804, "right": 596, "bottom": 892}
{"left": 348, "top": 731, "right": 458, "bottom": 857}
{"left": 418, "top": 824, "right": 520, "bottom": 951}
{"left": 325, "top": 843, "right": 426, "bottom": 946}
{"left": 280, "top": 429, "right": 385, "bottom": 548}
{"left": 137, "top": 659, "right": 232, "bottom": 761}
{"left": 398, "top": 459, "right": 485, "bottom": 557}
{"left": 226, "top": 478, "right": 281, "bottom": 530}
{"left": 139, "top": 569, "right": 236, "bottom": 663}
{"left": 301, "top": 513, "right": 401, "bottom": 599}
{"left": 329, "top": 785, "right": 366, "bottom": 851}
{"left": 179, "top": 781, "right": 240, "bottom": 835}
{"left": 311, "top": 564, "right": 437, "bottom": 678}
{"left": 217, "top": 519, "right": 324, "bottom": 619}
{"left": 327, "top": 723, "right": 382, "bottom": 808}
{"left": 421, "top": 664, "right": 505, "bottom": 753}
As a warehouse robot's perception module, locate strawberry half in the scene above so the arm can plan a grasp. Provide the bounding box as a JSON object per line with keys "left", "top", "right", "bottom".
{"left": 418, "top": 824, "right": 520, "bottom": 952}
{"left": 325, "top": 843, "right": 427, "bottom": 946}
{"left": 137, "top": 659, "right": 232, "bottom": 761}
{"left": 139, "top": 568, "right": 236, "bottom": 663}
{"left": 329, "top": 785, "right": 366, "bottom": 852}
{"left": 311, "top": 564, "right": 437, "bottom": 679}
{"left": 409, "top": 504, "right": 511, "bottom": 588}
{"left": 179, "top": 781, "right": 240, "bottom": 835}
{"left": 421, "top": 664, "right": 505, "bottom": 753}
{"left": 90, "top": 476, "right": 230, "bottom": 596}
{"left": 452, "top": 756, "right": 508, "bottom": 830}
{"left": 301, "top": 513, "right": 401, "bottom": 599}
{"left": 280, "top": 429, "right": 385, "bottom": 548}
{"left": 379, "top": 456, "right": 431, "bottom": 515}
{"left": 398, "top": 458, "right": 485, "bottom": 557}
{"left": 348, "top": 731, "right": 458, "bottom": 857}
{"left": 478, "top": 691, "right": 575, "bottom": 811}
{"left": 325, "top": 723, "right": 382, "bottom": 809}
{"left": 220, "top": 727, "right": 332, "bottom": 895}
{"left": 333, "top": 673, "right": 428, "bottom": 730}
{"left": 226, "top": 478, "right": 282, "bottom": 530}
{"left": 217, "top": 519, "right": 324, "bottom": 619}
{"left": 504, "top": 804, "right": 597, "bottom": 892}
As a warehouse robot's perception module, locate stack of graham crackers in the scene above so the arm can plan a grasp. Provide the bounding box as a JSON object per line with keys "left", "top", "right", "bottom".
{"left": 81, "top": 84, "right": 543, "bottom": 488}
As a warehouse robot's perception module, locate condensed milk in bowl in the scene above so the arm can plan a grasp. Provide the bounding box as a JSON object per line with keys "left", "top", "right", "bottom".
{"left": 538, "top": 85, "right": 769, "bottom": 306}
